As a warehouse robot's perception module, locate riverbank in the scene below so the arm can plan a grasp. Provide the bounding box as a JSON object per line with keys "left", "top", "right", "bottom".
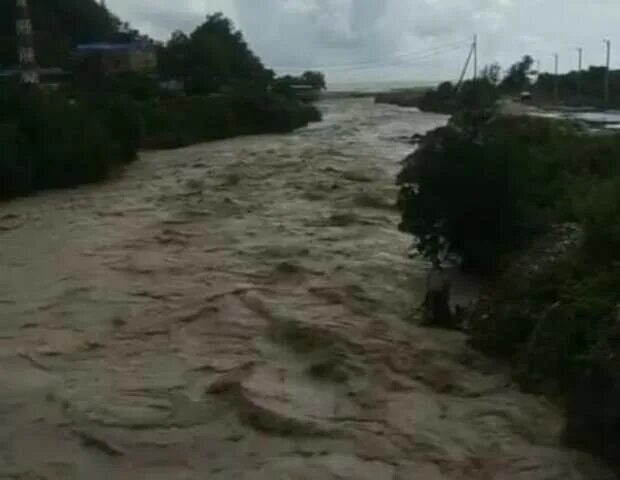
{"left": 0, "top": 98, "right": 612, "bottom": 479}
{"left": 499, "top": 99, "right": 620, "bottom": 132}
{"left": 398, "top": 105, "right": 620, "bottom": 474}
{"left": 374, "top": 88, "right": 430, "bottom": 108}
{"left": 0, "top": 85, "right": 321, "bottom": 200}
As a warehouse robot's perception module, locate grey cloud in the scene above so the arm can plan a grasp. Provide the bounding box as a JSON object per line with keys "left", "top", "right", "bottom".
{"left": 106, "top": 0, "right": 620, "bottom": 83}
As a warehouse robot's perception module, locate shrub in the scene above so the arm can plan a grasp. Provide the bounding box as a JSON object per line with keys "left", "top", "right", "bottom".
{"left": 0, "top": 123, "right": 32, "bottom": 199}
{"left": 398, "top": 115, "right": 620, "bottom": 271}
{"left": 141, "top": 91, "right": 320, "bottom": 149}
{"left": 0, "top": 86, "right": 138, "bottom": 200}
{"left": 398, "top": 121, "right": 540, "bottom": 270}
{"left": 412, "top": 114, "right": 620, "bottom": 472}
{"left": 580, "top": 178, "right": 620, "bottom": 261}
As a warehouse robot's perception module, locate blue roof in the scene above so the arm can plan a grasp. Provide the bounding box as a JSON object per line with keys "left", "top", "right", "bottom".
{"left": 76, "top": 42, "right": 146, "bottom": 52}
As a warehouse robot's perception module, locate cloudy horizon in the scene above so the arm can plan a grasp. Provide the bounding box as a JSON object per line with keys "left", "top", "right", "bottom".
{"left": 105, "top": 0, "right": 620, "bottom": 85}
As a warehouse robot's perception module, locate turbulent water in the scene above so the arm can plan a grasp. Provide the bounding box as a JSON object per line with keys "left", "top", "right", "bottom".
{"left": 0, "top": 98, "right": 615, "bottom": 479}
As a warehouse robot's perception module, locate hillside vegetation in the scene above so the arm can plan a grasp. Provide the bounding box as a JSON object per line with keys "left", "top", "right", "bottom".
{"left": 0, "top": 0, "right": 128, "bottom": 68}
{"left": 1, "top": 7, "right": 321, "bottom": 200}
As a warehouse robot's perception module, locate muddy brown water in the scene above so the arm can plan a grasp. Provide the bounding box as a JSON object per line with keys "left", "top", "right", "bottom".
{"left": 0, "top": 98, "right": 615, "bottom": 479}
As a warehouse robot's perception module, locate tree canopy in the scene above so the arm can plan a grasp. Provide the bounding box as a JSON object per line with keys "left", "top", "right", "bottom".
{"left": 0, "top": 0, "right": 127, "bottom": 68}
{"left": 158, "top": 13, "right": 274, "bottom": 95}
{"left": 500, "top": 55, "right": 534, "bottom": 92}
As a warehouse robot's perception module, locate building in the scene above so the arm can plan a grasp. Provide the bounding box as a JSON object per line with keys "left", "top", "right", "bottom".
{"left": 75, "top": 42, "right": 157, "bottom": 75}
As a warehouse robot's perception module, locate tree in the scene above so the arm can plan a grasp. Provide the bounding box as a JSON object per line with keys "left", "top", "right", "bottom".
{"left": 301, "top": 71, "right": 326, "bottom": 90}
{"left": 481, "top": 63, "right": 501, "bottom": 85}
{"left": 157, "top": 13, "right": 274, "bottom": 95}
{"left": 158, "top": 30, "right": 190, "bottom": 83}
{"left": 501, "top": 55, "right": 534, "bottom": 92}
{"left": 159, "top": 13, "right": 273, "bottom": 95}
{"left": 0, "top": 0, "right": 124, "bottom": 67}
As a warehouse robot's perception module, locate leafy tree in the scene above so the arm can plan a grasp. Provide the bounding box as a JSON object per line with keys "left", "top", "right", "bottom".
{"left": 500, "top": 55, "right": 534, "bottom": 92}
{"left": 0, "top": 0, "right": 124, "bottom": 68}
{"left": 158, "top": 30, "right": 190, "bottom": 84}
{"left": 300, "top": 71, "right": 327, "bottom": 90}
{"left": 480, "top": 62, "right": 501, "bottom": 85}
{"left": 414, "top": 79, "right": 498, "bottom": 114}
{"left": 534, "top": 66, "right": 620, "bottom": 107}
{"left": 158, "top": 13, "right": 273, "bottom": 95}
{"left": 397, "top": 120, "right": 536, "bottom": 269}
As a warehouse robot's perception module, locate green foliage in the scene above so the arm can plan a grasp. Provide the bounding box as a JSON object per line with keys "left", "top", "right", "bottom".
{"left": 500, "top": 55, "right": 534, "bottom": 92}
{"left": 469, "top": 230, "right": 620, "bottom": 468}
{"left": 398, "top": 115, "right": 620, "bottom": 270}
{"left": 158, "top": 13, "right": 273, "bottom": 95}
{"left": 272, "top": 71, "right": 327, "bottom": 101}
{"left": 75, "top": 71, "right": 162, "bottom": 102}
{"left": 415, "top": 81, "right": 457, "bottom": 113}
{"left": 480, "top": 62, "right": 501, "bottom": 85}
{"left": 300, "top": 71, "right": 327, "bottom": 90}
{"left": 580, "top": 178, "right": 620, "bottom": 259}
{"left": 535, "top": 66, "right": 620, "bottom": 106}
{"left": 141, "top": 91, "right": 321, "bottom": 149}
{"left": 0, "top": 84, "right": 139, "bottom": 199}
{"left": 415, "top": 78, "right": 499, "bottom": 114}
{"left": 0, "top": 0, "right": 124, "bottom": 68}
{"left": 1, "top": 8, "right": 322, "bottom": 200}
{"left": 0, "top": 122, "right": 32, "bottom": 197}
{"left": 407, "top": 113, "right": 620, "bottom": 471}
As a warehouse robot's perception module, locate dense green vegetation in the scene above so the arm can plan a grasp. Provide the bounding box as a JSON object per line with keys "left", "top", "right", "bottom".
{"left": 157, "top": 14, "right": 273, "bottom": 96}
{"left": 272, "top": 71, "right": 327, "bottom": 100}
{"left": 535, "top": 66, "right": 620, "bottom": 107}
{"left": 140, "top": 91, "right": 321, "bottom": 149}
{"left": 0, "top": 0, "right": 138, "bottom": 68}
{"left": 0, "top": 81, "right": 140, "bottom": 199}
{"left": 397, "top": 113, "right": 620, "bottom": 470}
{"left": 0, "top": 6, "right": 322, "bottom": 200}
{"left": 417, "top": 78, "right": 499, "bottom": 114}
{"left": 500, "top": 55, "right": 534, "bottom": 93}
{"left": 374, "top": 88, "right": 428, "bottom": 108}
{"left": 378, "top": 61, "right": 503, "bottom": 114}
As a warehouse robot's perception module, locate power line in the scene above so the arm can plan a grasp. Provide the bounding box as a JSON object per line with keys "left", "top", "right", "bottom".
{"left": 318, "top": 45, "right": 467, "bottom": 72}
{"left": 270, "top": 39, "right": 468, "bottom": 71}
{"left": 456, "top": 40, "right": 475, "bottom": 91}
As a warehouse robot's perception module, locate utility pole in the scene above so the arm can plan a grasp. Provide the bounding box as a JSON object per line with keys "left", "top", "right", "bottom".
{"left": 473, "top": 34, "right": 478, "bottom": 80}
{"left": 577, "top": 47, "right": 583, "bottom": 95}
{"left": 456, "top": 41, "right": 475, "bottom": 91}
{"left": 15, "top": 0, "right": 38, "bottom": 85}
{"left": 604, "top": 39, "right": 611, "bottom": 105}
{"left": 554, "top": 53, "right": 559, "bottom": 104}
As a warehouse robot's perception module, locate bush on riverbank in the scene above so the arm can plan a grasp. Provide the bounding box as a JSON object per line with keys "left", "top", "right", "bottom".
{"left": 397, "top": 112, "right": 620, "bottom": 470}
{"left": 377, "top": 79, "right": 499, "bottom": 114}
{"left": 0, "top": 84, "right": 140, "bottom": 200}
{"left": 0, "top": 82, "right": 321, "bottom": 199}
{"left": 469, "top": 205, "right": 620, "bottom": 470}
{"left": 141, "top": 91, "right": 321, "bottom": 149}
{"left": 397, "top": 115, "right": 610, "bottom": 270}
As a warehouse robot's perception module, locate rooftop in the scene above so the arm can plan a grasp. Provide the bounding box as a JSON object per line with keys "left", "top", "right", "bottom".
{"left": 76, "top": 42, "right": 152, "bottom": 52}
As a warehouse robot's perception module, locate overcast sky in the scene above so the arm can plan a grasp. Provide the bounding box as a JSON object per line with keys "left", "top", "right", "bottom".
{"left": 106, "top": 0, "right": 620, "bottom": 85}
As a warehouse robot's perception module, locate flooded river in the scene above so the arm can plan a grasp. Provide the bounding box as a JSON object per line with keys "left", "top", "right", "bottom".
{"left": 0, "top": 98, "right": 614, "bottom": 479}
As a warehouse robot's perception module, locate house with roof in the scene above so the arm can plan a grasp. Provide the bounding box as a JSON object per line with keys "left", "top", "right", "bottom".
{"left": 75, "top": 42, "right": 157, "bottom": 75}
